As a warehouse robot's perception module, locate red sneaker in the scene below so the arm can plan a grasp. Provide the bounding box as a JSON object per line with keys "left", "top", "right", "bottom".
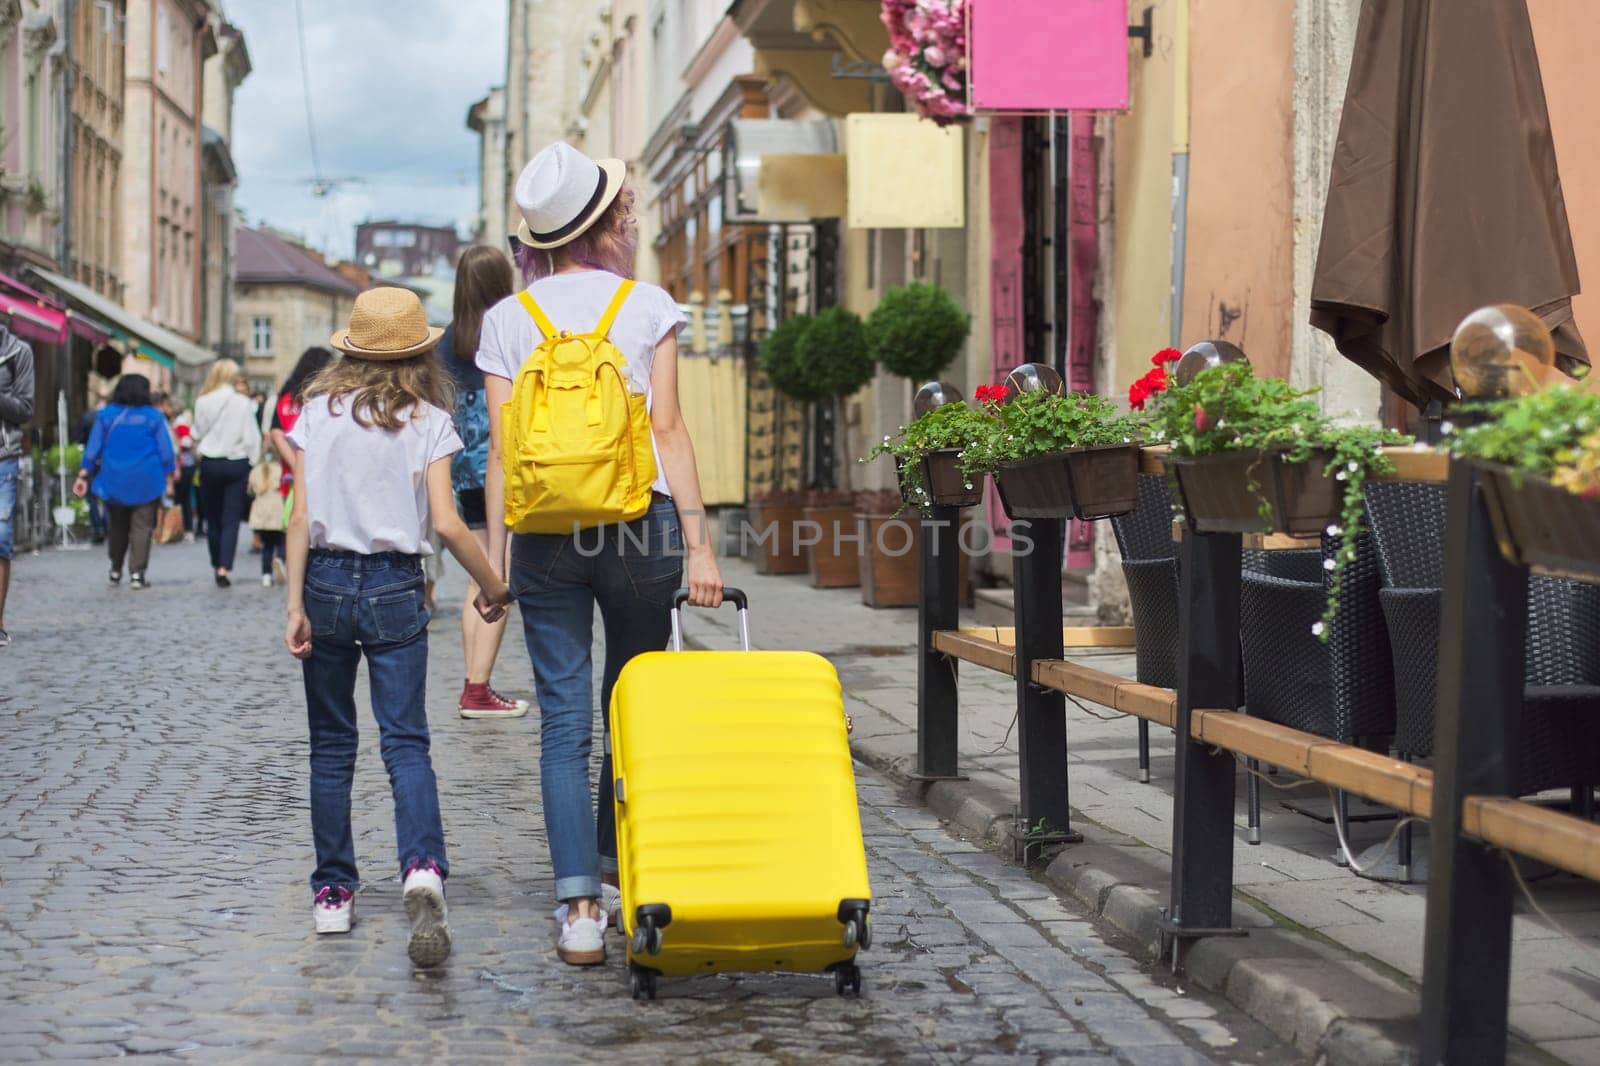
{"left": 458, "top": 682, "right": 530, "bottom": 719}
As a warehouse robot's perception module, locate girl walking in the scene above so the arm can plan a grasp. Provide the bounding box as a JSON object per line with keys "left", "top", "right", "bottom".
{"left": 284, "top": 287, "right": 512, "bottom": 967}
{"left": 443, "top": 245, "right": 527, "bottom": 719}
{"left": 73, "top": 373, "right": 176, "bottom": 589}
{"left": 192, "top": 359, "right": 261, "bottom": 587}
{"left": 480, "top": 142, "right": 722, "bottom": 966}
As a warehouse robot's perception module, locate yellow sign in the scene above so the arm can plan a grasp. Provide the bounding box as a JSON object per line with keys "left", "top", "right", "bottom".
{"left": 846, "top": 114, "right": 965, "bottom": 229}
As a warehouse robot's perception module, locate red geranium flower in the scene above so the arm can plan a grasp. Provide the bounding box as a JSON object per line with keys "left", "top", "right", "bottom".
{"left": 1153, "top": 347, "right": 1182, "bottom": 366}
{"left": 1193, "top": 403, "right": 1213, "bottom": 432}
{"left": 974, "top": 384, "right": 1011, "bottom": 405}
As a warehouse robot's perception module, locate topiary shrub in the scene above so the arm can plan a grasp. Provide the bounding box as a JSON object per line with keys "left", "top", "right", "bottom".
{"left": 790, "top": 305, "right": 876, "bottom": 400}
{"left": 865, "top": 282, "right": 971, "bottom": 382}
{"left": 758, "top": 313, "right": 815, "bottom": 400}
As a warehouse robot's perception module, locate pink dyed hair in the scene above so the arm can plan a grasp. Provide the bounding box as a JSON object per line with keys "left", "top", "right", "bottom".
{"left": 516, "top": 186, "right": 638, "bottom": 283}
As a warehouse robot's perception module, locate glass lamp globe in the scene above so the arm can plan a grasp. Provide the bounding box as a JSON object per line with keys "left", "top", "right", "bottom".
{"left": 1450, "top": 304, "right": 1556, "bottom": 399}
{"left": 1175, "top": 340, "right": 1249, "bottom": 387}
{"left": 1004, "top": 362, "right": 1064, "bottom": 398}
{"left": 913, "top": 381, "right": 965, "bottom": 416}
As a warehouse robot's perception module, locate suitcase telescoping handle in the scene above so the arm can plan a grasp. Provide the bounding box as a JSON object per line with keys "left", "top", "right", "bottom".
{"left": 670, "top": 587, "right": 750, "bottom": 652}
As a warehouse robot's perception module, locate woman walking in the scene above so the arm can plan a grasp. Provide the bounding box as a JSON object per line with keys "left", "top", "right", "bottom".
{"left": 192, "top": 359, "right": 261, "bottom": 587}
{"left": 480, "top": 142, "right": 722, "bottom": 966}
{"left": 262, "top": 348, "right": 335, "bottom": 586}
{"left": 283, "top": 286, "right": 512, "bottom": 966}
{"left": 444, "top": 245, "right": 527, "bottom": 719}
{"left": 73, "top": 373, "right": 176, "bottom": 590}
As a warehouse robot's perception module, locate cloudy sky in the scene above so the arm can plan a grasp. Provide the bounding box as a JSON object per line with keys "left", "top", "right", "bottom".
{"left": 228, "top": 1, "right": 509, "bottom": 260}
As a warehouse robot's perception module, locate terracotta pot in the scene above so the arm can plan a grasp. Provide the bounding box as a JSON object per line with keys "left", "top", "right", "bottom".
{"left": 915, "top": 448, "right": 984, "bottom": 508}
{"left": 747, "top": 502, "right": 810, "bottom": 575}
{"left": 856, "top": 511, "right": 972, "bottom": 608}
{"left": 995, "top": 444, "right": 1140, "bottom": 521}
{"left": 1480, "top": 463, "right": 1600, "bottom": 582}
{"left": 805, "top": 504, "right": 861, "bottom": 588}
{"left": 1169, "top": 449, "right": 1338, "bottom": 534}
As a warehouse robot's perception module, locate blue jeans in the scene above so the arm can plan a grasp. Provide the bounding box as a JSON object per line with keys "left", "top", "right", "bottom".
{"left": 0, "top": 458, "right": 16, "bottom": 560}
{"left": 300, "top": 550, "right": 447, "bottom": 892}
{"left": 510, "top": 497, "right": 682, "bottom": 902}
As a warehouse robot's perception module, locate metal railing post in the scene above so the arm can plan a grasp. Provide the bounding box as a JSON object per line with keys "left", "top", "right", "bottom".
{"left": 1162, "top": 527, "right": 1243, "bottom": 958}
{"left": 1419, "top": 461, "right": 1527, "bottom": 1065}
{"left": 916, "top": 505, "right": 962, "bottom": 780}
{"left": 1011, "top": 517, "right": 1081, "bottom": 860}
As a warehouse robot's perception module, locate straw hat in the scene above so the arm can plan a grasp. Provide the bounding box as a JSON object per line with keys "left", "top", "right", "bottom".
{"left": 328, "top": 287, "right": 443, "bottom": 361}
{"left": 514, "top": 142, "right": 626, "bottom": 251}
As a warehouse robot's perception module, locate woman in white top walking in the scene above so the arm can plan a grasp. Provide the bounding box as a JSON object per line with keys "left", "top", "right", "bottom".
{"left": 479, "top": 142, "right": 722, "bottom": 967}
{"left": 192, "top": 358, "right": 262, "bottom": 586}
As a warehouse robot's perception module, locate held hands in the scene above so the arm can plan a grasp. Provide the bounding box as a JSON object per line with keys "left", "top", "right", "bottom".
{"left": 285, "top": 608, "right": 313, "bottom": 660}
{"left": 72, "top": 474, "right": 88, "bottom": 499}
{"left": 475, "top": 581, "right": 513, "bottom": 624}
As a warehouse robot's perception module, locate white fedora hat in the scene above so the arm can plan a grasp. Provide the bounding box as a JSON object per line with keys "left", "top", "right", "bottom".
{"left": 514, "top": 142, "right": 627, "bottom": 251}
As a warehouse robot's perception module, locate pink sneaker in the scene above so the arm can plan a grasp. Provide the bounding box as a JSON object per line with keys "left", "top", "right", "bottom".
{"left": 458, "top": 683, "right": 529, "bottom": 720}
{"left": 313, "top": 885, "right": 354, "bottom": 934}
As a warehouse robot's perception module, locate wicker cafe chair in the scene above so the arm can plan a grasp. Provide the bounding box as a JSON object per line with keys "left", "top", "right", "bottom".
{"left": 1366, "top": 481, "right": 1600, "bottom": 881}
{"left": 1111, "top": 474, "right": 1179, "bottom": 783}
{"left": 1240, "top": 533, "right": 1396, "bottom": 845}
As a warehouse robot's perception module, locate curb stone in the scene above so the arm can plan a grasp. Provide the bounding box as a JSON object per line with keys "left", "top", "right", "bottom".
{"left": 850, "top": 741, "right": 1552, "bottom": 1066}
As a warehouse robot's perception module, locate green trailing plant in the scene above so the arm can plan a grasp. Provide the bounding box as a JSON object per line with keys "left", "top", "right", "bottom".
{"left": 961, "top": 388, "right": 1145, "bottom": 475}
{"left": 24, "top": 178, "right": 48, "bottom": 215}
{"left": 1148, "top": 361, "right": 1409, "bottom": 638}
{"left": 1447, "top": 386, "right": 1600, "bottom": 487}
{"left": 44, "top": 442, "right": 84, "bottom": 474}
{"left": 865, "top": 282, "right": 972, "bottom": 382}
{"left": 863, "top": 400, "right": 995, "bottom": 507}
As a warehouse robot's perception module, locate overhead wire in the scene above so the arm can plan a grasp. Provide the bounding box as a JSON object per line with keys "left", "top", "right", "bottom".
{"left": 293, "top": 0, "right": 322, "bottom": 181}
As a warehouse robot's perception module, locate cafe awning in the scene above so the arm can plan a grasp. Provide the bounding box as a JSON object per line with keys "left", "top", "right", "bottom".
{"left": 0, "top": 290, "right": 68, "bottom": 346}
{"left": 26, "top": 266, "right": 215, "bottom": 369}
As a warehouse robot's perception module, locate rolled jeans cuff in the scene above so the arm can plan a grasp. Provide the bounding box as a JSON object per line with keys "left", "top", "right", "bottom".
{"left": 599, "top": 856, "right": 619, "bottom": 875}
{"left": 554, "top": 874, "right": 602, "bottom": 903}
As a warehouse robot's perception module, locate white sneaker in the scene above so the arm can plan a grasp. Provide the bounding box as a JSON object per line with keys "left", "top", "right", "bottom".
{"left": 314, "top": 886, "right": 354, "bottom": 934}
{"left": 601, "top": 883, "right": 621, "bottom": 929}
{"left": 261, "top": 574, "right": 274, "bottom": 588}
{"left": 402, "top": 864, "right": 451, "bottom": 968}
{"left": 554, "top": 904, "right": 608, "bottom": 965}
{"left": 272, "top": 557, "right": 288, "bottom": 586}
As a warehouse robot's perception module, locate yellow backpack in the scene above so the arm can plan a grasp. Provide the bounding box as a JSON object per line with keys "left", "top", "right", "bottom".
{"left": 501, "top": 279, "right": 658, "bottom": 534}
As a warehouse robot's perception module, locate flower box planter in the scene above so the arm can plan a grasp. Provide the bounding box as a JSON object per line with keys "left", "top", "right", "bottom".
{"left": 857, "top": 508, "right": 972, "bottom": 609}
{"left": 994, "top": 444, "right": 1140, "bottom": 521}
{"left": 910, "top": 448, "right": 984, "bottom": 508}
{"left": 806, "top": 500, "right": 861, "bottom": 589}
{"left": 1169, "top": 448, "right": 1339, "bottom": 534}
{"left": 747, "top": 499, "right": 810, "bottom": 575}
{"left": 1479, "top": 463, "right": 1600, "bottom": 582}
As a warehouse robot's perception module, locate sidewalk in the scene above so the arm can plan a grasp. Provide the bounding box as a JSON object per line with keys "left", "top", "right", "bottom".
{"left": 679, "top": 556, "right": 1600, "bottom": 1065}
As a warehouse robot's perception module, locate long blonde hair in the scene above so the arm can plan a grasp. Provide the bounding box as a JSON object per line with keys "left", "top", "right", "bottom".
{"left": 303, "top": 352, "right": 451, "bottom": 432}
{"left": 200, "top": 358, "right": 242, "bottom": 396}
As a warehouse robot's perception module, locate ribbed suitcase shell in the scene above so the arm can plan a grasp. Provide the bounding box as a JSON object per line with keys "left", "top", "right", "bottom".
{"left": 609, "top": 649, "right": 871, "bottom": 979}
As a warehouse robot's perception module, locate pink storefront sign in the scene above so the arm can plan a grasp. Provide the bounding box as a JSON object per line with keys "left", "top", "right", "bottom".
{"left": 969, "top": 0, "right": 1130, "bottom": 113}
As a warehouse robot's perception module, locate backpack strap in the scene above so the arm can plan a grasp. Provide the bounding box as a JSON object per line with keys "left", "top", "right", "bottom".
{"left": 516, "top": 291, "right": 558, "bottom": 339}
{"left": 594, "top": 280, "right": 635, "bottom": 338}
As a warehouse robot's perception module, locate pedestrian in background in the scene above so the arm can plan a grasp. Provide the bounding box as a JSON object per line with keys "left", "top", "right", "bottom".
{"left": 282, "top": 287, "right": 512, "bottom": 967}
{"left": 0, "top": 318, "right": 35, "bottom": 648}
{"left": 248, "top": 447, "right": 284, "bottom": 587}
{"left": 480, "top": 142, "right": 722, "bottom": 966}
{"left": 76, "top": 389, "right": 110, "bottom": 544}
{"left": 72, "top": 374, "right": 175, "bottom": 590}
{"left": 192, "top": 358, "right": 261, "bottom": 587}
{"left": 264, "top": 348, "right": 335, "bottom": 586}
{"left": 444, "top": 245, "right": 527, "bottom": 720}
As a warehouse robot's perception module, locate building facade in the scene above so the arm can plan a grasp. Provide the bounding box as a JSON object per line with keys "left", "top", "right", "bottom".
{"left": 199, "top": 17, "right": 247, "bottom": 360}
{"left": 120, "top": 0, "right": 213, "bottom": 343}
{"left": 233, "top": 226, "right": 359, "bottom": 390}
{"left": 354, "top": 221, "right": 460, "bottom": 279}
{"left": 65, "top": 0, "right": 126, "bottom": 302}
{"left": 1, "top": 0, "right": 67, "bottom": 275}
{"left": 466, "top": 86, "right": 508, "bottom": 252}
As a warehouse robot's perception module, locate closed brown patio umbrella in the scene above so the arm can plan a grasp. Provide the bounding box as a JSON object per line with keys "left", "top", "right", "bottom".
{"left": 1310, "top": 0, "right": 1588, "bottom": 406}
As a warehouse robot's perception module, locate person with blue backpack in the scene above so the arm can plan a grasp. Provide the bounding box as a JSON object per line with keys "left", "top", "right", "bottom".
{"left": 444, "top": 245, "right": 529, "bottom": 720}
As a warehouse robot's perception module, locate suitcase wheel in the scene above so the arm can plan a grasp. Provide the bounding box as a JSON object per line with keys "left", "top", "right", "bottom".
{"left": 841, "top": 910, "right": 870, "bottom": 951}
{"left": 630, "top": 967, "right": 658, "bottom": 1001}
{"left": 833, "top": 963, "right": 862, "bottom": 997}
{"left": 630, "top": 922, "right": 663, "bottom": 956}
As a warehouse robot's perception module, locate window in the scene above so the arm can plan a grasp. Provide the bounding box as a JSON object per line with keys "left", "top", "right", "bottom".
{"left": 157, "top": 5, "right": 169, "bottom": 74}
{"left": 250, "top": 317, "right": 273, "bottom": 355}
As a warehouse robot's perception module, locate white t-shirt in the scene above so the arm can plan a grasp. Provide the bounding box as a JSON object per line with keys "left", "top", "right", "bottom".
{"left": 286, "top": 395, "right": 462, "bottom": 556}
{"left": 476, "top": 270, "right": 686, "bottom": 496}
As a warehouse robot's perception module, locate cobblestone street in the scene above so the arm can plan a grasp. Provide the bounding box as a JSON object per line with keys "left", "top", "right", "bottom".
{"left": 0, "top": 540, "right": 1300, "bottom": 1063}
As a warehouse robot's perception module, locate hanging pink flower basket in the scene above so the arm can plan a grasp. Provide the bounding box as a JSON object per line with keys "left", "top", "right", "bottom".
{"left": 881, "top": 0, "right": 970, "bottom": 125}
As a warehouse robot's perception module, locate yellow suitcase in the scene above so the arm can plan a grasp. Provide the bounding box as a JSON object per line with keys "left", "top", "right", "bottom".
{"left": 609, "top": 588, "right": 872, "bottom": 1000}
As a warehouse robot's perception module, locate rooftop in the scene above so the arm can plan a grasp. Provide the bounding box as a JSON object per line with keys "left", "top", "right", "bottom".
{"left": 235, "top": 228, "right": 360, "bottom": 295}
